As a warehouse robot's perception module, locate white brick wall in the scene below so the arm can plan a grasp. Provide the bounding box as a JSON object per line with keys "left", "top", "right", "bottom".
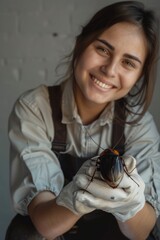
{"left": 0, "top": 0, "right": 160, "bottom": 239}
{"left": 0, "top": 1, "right": 74, "bottom": 88}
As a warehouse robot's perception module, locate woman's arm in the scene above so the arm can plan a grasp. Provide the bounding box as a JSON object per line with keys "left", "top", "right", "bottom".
{"left": 28, "top": 191, "right": 80, "bottom": 240}
{"left": 118, "top": 202, "right": 156, "bottom": 240}
{"left": 8, "top": 86, "right": 65, "bottom": 217}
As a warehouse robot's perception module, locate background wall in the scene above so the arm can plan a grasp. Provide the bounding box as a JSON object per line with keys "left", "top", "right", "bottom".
{"left": 0, "top": 0, "right": 160, "bottom": 239}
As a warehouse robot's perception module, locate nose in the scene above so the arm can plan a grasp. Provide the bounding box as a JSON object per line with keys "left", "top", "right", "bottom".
{"left": 100, "top": 60, "right": 117, "bottom": 78}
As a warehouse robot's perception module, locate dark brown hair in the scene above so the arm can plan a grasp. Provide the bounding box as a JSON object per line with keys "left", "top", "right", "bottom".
{"left": 62, "top": 1, "right": 159, "bottom": 122}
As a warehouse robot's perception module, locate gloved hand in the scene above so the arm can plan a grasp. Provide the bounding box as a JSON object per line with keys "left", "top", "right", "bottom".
{"left": 74, "top": 155, "right": 145, "bottom": 222}
{"left": 56, "top": 157, "right": 98, "bottom": 215}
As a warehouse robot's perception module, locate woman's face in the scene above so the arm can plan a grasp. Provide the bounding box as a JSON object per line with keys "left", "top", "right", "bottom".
{"left": 74, "top": 22, "right": 148, "bottom": 107}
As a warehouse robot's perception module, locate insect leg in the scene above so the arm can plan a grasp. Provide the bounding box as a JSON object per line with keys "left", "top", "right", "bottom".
{"left": 122, "top": 157, "right": 139, "bottom": 187}
{"left": 83, "top": 157, "right": 99, "bottom": 193}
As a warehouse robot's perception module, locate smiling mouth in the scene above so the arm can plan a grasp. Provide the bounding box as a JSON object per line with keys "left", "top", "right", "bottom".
{"left": 91, "top": 75, "right": 113, "bottom": 89}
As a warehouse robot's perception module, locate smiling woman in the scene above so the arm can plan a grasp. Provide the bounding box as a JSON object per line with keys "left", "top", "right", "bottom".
{"left": 6, "top": 1, "right": 160, "bottom": 240}
{"left": 74, "top": 22, "right": 148, "bottom": 124}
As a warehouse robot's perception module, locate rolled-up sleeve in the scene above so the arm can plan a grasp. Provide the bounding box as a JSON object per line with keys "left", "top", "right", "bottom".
{"left": 8, "top": 85, "right": 64, "bottom": 215}
{"left": 125, "top": 112, "right": 160, "bottom": 217}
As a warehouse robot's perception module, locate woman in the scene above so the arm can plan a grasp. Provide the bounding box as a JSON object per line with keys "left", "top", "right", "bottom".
{"left": 6, "top": 1, "right": 160, "bottom": 240}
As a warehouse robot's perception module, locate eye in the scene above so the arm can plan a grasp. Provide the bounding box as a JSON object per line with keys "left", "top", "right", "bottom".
{"left": 96, "top": 46, "right": 110, "bottom": 57}
{"left": 122, "top": 59, "right": 136, "bottom": 69}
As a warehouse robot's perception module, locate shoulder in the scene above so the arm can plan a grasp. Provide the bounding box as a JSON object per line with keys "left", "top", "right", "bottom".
{"left": 18, "top": 85, "right": 49, "bottom": 107}
{"left": 126, "top": 109, "right": 156, "bottom": 128}
{"left": 125, "top": 110, "right": 160, "bottom": 144}
{"left": 11, "top": 85, "right": 52, "bottom": 123}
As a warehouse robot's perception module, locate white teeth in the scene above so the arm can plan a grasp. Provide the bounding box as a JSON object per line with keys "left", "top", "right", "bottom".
{"left": 93, "top": 77, "right": 112, "bottom": 89}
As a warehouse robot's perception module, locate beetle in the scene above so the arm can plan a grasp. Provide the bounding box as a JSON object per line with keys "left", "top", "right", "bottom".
{"left": 98, "top": 148, "right": 123, "bottom": 188}
{"left": 91, "top": 148, "right": 139, "bottom": 188}
{"left": 83, "top": 127, "right": 139, "bottom": 188}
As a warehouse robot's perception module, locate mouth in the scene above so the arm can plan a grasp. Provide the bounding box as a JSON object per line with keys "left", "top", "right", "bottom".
{"left": 91, "top": 74, "right": 114, "bottom": 90}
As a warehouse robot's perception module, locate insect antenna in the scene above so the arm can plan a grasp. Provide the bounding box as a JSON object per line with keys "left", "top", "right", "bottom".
{"left": 84, "top": 126, "right": 127, "bottom": 153}
{"left": 84, "top": 126, "right": 105, "bottom": 151}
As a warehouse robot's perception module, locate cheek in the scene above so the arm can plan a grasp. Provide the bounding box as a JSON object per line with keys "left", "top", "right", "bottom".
{"left": 75, "top": 57, "right": 91, "bottom": 81}
{"left": 121, "top": 72, "right": 141, "bottom": 90}
{"left": 75, "top": 55, "right": 86, "bottom": 73}
{"left": 74, "top": 62, "right": 85, "bottom": 83}
{"left": 75, "top": 49, "right": 98, "bottom": 74}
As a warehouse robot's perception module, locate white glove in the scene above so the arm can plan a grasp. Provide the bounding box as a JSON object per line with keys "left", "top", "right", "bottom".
{"left": 74, "top": 155, "right": 145, "bottom": 222}
{"left": 56, "top": 158, "right": 97, "bottom": 215}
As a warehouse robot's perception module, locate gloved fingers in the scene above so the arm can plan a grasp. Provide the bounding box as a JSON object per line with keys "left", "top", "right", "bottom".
{"left": 75, "top": 173, "right": 128, "bottom": 200}
{"left": 113, "top": 191, "right": 146, "bottom": 222}
{"left": 87, "top": 165, "right": 101, "bottom": 178}
{"left": 74, "top": 199, "right": 95, "bottom": 214}
{"left": 122, "top": 155, "right": 137, "bottom": 173}
{"left": 133, "top": 173, "right": 145, "bottom": 190}
{"left": 75, "top": 190, "right": 128, "bottom": 212}
{"left": 124, "top": 173, "right": 145, "bottom": 193}
{"left": 118, "top": 171, "right": 145, "bottom": 192}
{"left": 90, "top": 156, "right": 99, "bottom": 164}
{"left": 76, "top": 157, "right": 99, "bottom": 176}
{"left": 75, "top": 190, "right": 109, "bottom": 209}
{"left": 74, "top": 173, "right": 90, "bottom": 189}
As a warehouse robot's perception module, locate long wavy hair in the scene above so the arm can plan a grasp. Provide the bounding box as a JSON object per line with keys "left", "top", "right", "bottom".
{"left": 60, "top": 1, "right": 159, "bottom": 123}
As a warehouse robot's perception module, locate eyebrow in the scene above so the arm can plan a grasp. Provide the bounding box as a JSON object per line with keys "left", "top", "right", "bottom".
{"left": 97, "top": 38, "right": 114, "bottom": 51}
{"left": 97, "top": 38, "right": 142, "bottom": 64}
